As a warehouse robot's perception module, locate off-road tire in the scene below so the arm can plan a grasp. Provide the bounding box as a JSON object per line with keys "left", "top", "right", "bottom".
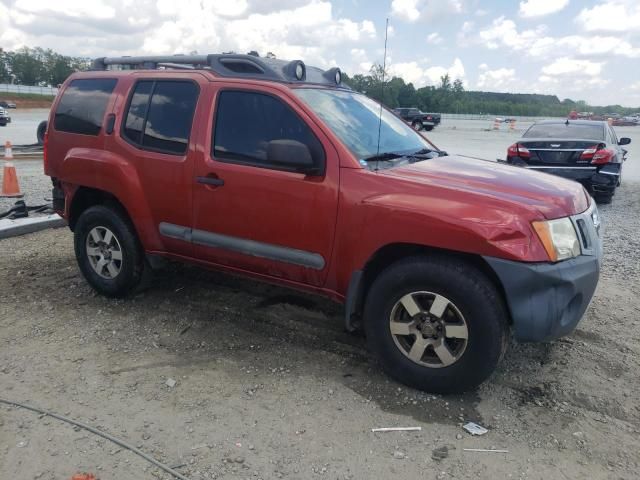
{"left": 74, "top": 205, "right": 145, "bottom": 297}
{"left": 412, "top": 121, "right": 422, "bottom": 131}
{"left": 424, "top": 125, "right": 434, "bottom": 131}
{"left": 37, "top": 121, "right": 48, "bottom": 145}
{"left": 363, "top": 254, "right": 509, "bottom": 393}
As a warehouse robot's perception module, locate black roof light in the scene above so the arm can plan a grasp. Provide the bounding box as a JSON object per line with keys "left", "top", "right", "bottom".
{"left": 324, "top": 67, "right": 342, "bottom": 85}
{"left": 284, "top": 60, "right": 306, "bottom": 81}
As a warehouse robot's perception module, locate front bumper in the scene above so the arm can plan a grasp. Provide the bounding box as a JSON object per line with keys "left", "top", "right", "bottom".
{"left": 0, "top": 115, "right": 10, "bottom": 124}
{"left": 484, "top": 202, "right": 602, "bottom": 342}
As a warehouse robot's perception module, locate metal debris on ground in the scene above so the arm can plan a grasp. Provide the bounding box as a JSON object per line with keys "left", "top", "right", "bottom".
{"left": 371, "top": 427, "right": 422, "bottom": 433}
{"left": 462, "top": 422, "right": 488, "bottom": 436}
{"left": 431, "top": 446, "right": 449, "bottom": 461}
{"left": 463, "top": 448, "right": 509, "bottom": 453}
{"left": 165, "top": 378, "right": 177, "bottom": 388}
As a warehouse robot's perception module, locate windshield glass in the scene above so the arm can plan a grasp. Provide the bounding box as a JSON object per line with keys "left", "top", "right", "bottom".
{"left": 523, "top": 123, "right": 604, "bottom": 140}
{"left": 294, "top": 88, "right": 430, "bottom": 160}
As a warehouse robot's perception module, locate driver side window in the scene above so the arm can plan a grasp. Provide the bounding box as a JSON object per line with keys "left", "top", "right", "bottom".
{"left": 212, "top": 90, "right": 325, "bottom": 171}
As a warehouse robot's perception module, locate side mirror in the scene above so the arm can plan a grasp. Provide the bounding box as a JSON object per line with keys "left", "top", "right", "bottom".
{"left": 619, "top": 137, "right": 631, "bottom": 146}
{"left": 267, "top": 139, "right": 317, "bottom": 174}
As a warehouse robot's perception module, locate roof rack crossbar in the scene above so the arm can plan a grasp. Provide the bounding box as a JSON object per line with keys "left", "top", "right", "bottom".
{"left": 91, "top": 55, "right": 210, "bottom": 70}
{"left": 89, "top": 54, "right": 351, "bottom": 90}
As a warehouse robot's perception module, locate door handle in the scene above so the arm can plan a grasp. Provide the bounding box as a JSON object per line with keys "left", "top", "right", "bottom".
{"left": 196, "top": 176, "right": 224, "bottom": 187}
{"left": 105, "top": 114, "right": 116, "bottom": 134}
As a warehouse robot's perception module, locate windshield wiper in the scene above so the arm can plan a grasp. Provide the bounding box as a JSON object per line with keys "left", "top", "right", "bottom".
{"left": 362, "top": 151, "right": 405, "bottom": 162}
{"left": 408, "top": 148, "right": 434, "bottom": 156}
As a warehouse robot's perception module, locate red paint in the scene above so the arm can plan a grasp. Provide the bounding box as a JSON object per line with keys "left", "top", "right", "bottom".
{"left": 46, "top": 70, "right": 591, "bottom": 303}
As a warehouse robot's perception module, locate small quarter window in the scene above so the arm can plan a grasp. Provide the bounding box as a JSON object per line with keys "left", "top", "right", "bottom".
{"left": 123, "top": 81, "right": 153, "bottom": 144}
{"left": 54, "top": 78, "right": 117, "bottom": 135}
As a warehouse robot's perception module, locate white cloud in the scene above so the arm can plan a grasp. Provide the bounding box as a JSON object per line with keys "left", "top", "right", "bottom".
{"left": 0, "top": 0, "right": 376, "bottom": 72}
{"left": 426, "top": 32, "right": 443, "bottom": 45}
{"left": 476, "top": 66, "right": 517, "bottom": 90}
{"left": 388, "top": 58, "right": 465, "bottom": 87}
{"left": 391, "top": 0, "right": 421, "bottom": 22}
{"left": 519, "top": 0, "right": 570, "bottom": 18}
{"left": 477, "top": 16, "right": 640, "bottom": 59}
{"left": 541, "top": 57, "right": 604, "bottom": 77}
{"left": 391, "top": 0, "right": 464, "bottom": 23}
{"left": 576, "top": 1, "right": 640, "bottom": 32}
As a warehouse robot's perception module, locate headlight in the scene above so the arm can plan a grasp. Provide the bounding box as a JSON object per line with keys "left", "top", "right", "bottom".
{"left": 532, "top": 217, "right": 581, "bottom": 262}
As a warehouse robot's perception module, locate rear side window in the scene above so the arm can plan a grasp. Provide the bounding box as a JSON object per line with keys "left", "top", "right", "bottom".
{"left": 54, "top": 78, "right": 117, "bottom": 135}
{"left": 213, "top": 90, "right": 324, "bottom": 169}
{"left": 523, "top": 123, "right": 604, "bottom": 141}
{"left": 122, "top": 80, "right": 199, "bottom": 155}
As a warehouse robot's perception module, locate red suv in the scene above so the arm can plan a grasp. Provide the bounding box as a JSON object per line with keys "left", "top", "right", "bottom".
{"left": 45, "top": 54, "right": 602, "bottom": 393}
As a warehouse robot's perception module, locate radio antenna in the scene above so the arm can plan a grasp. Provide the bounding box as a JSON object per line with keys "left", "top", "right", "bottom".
{"left": 374, "top": 17, "right": 389, "bottom": 172}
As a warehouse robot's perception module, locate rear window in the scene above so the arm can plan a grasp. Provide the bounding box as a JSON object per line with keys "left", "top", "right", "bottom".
{"left": 523, "top": 123, "right": 604, "bottom": 141}
{"left": 122, "top": 80, "right": 199, "bottom": 155}
{"left": 54, "top": 78, "right": 117, "bottom": 135}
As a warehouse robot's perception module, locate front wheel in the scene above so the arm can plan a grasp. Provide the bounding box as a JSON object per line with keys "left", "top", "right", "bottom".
{"left": 74, "top": 205, "right": 145, "bottom": 297}
{"left": 412, "top": 121, "right": 422, "bottom": 131}
{"left": 423, "top": 125, "right": 434, "bottom": 131}
{"left": 363, "top": 255, "right": 509, "bottom": 393}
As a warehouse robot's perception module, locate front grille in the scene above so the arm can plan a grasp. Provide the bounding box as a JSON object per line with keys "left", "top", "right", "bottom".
{"left": 570, "top": 201, "right": 600, "bottom": 257}
{"left": 576, "top": 219, "right": 590, "bottom": 249}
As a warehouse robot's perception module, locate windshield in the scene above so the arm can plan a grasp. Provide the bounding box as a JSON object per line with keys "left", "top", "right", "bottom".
{"left": 294, "top": 88, "right": 431, "bottom": 161}
{"left": 523, "top": 123, "right": 604, "bottom": 141}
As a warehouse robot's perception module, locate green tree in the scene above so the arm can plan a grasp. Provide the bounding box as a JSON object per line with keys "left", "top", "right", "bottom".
{"left": 0, "top": 50, "right": 11, "bottom": 83}
{"left": 9, "top": 47, "right": 46, "bottom": 85}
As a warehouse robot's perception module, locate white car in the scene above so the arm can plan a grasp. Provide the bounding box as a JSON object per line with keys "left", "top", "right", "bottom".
{"left": 0, "top": 107, "right": 12, "bottom": 126}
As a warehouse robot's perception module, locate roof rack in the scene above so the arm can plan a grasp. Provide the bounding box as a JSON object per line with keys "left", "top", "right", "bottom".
{"left": 90, "top": 54, "right": 349, "bottom": 88}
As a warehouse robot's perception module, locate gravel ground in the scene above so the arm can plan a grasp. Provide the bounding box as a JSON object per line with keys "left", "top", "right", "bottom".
{"left": 1, "top": 113, "right": 640, "bottom": 479}
{"left": 1, "top": 181, "right": 639, "bottom": 479}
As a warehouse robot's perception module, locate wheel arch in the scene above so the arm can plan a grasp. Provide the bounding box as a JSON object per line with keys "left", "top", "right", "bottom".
{"left": 69, "top": 187, "right": 133, "bottom": 232}
{"left": 345, "top": 242, "right": 511, "bottom": 331}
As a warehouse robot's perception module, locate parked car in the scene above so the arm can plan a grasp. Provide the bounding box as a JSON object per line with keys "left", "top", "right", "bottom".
{"left": 0, "top": 107, "right": 11, "bottom": 126}
{"left": 392, "top": 107, "right": 441, "bottom": 131}
{"left": 45, "top": 54, "right": 602, "bottom": 393}
{"left": 506, "top": 120, "right": 629, "bottom": 204}
{"left": 0, "top": 100, "right": 17, "bottom": 109}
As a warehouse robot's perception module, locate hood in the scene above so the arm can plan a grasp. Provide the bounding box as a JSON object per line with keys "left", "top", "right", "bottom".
{"left": 381, "top": 155, "right": 589, "bottom": 219}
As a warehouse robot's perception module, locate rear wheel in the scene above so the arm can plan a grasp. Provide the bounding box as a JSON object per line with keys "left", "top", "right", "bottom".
{"left": 37, "top": 121, "right": 48, "bottom": 145}
{"left": 363, "top": 255, "right": 509, "bottom": 393}
{"left": 74, "top": 205, "right": 145, "bottom": 297}
{"left": 424, "top": 125, "right": 434, "bottom": 132}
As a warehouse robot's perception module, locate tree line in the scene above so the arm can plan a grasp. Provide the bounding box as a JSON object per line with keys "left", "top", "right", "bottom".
{"left": 1, "top": 48, "right": 637, "bottom": 116}
{"left": 0, "top": 47, "right": 90, "bottom": 87}
{"left": 345, "top": 64, "right": 639, "bottom": 117}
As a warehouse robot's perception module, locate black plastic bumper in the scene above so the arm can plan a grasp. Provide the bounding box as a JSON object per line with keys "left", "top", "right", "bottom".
{"left": 526, "top": 164, "right": 620, "bottom": 195}
{"left": 485, "top": 253, "right": 601, "bottom": 342}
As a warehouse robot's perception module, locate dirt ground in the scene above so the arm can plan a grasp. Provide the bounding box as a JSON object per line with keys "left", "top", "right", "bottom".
{"left": 1, "top": 183, "right": 639, "bottom": 480}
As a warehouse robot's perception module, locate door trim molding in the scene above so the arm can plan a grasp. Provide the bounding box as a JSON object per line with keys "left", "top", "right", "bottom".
{"left": 159, "top": 222, "right": 325, "bottom": 270}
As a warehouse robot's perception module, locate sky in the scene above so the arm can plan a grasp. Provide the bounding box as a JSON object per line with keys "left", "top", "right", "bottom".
{"left": 1, "top": 0, "right": 639, "bottom": 106}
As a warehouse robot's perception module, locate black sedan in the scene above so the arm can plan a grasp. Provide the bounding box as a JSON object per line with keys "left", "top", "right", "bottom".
{"left": 506, "top": 120, "right": 630, "bottom": 203}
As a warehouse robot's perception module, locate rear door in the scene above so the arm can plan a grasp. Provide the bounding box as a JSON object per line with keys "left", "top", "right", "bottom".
{"left": 107, "top": 74, "right": 206, "bottom": 257}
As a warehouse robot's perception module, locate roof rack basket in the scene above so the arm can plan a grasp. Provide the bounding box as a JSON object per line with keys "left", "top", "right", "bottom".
{"left": 90, "top": 54, "right": 348, "bottom": 88}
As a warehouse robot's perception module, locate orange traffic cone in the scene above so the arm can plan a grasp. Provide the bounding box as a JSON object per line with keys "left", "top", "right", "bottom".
{"left": 2, "top": 141, "right": 23, "bottom": 197}
{"left": 71, "top": 474, "right": 97, "bottom": 480}
{"left": 492, "top": 118, "right": 501, "bottom": 130}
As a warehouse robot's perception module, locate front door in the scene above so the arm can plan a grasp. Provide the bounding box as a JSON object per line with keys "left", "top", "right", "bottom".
{"left": 191, "top": 85, "right": 340, "bottom": 287}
